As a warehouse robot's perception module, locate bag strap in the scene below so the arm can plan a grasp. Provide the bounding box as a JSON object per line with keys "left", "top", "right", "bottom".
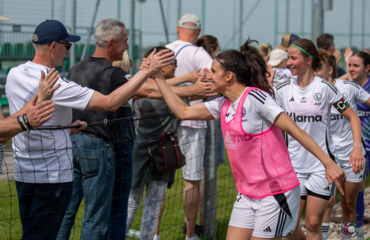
{"left": 136, "top": 100, "right": 151, "bottom": 155}
{"left": 175, "top": 44, "right": 193, "bottom": 58}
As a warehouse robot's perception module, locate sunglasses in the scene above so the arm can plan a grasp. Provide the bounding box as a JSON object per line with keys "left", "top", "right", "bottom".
{"left": 172, "top": 59, "right": 177, "bottom": 67}
{"left": 57, "top": 41, "right": 72, "bottom": 51}
{"left": 49, "top": 41, "right": 72, "bottom": 51}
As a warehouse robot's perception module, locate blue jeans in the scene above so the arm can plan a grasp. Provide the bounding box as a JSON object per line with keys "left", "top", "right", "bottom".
{"left": 107, "top": 140, "right": 133, "bottom": 240}
{"left": 16, "top": 181, "right": 73, "bottom": 240}
{"left": 57, "top": 133, "right": 115, "bottom": 240}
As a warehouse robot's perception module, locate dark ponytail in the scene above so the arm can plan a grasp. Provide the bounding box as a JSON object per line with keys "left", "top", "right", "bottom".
{"left": 216, "top": 38, "right": 274, "bottom": 98}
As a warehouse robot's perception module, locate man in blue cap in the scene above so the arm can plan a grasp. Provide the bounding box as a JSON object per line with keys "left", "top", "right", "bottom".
{"left": 6, "top": 19, "right": 175, "bottom": 239}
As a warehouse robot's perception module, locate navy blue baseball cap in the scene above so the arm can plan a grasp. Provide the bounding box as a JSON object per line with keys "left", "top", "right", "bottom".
{"left": 32, "top": 19, "right": 81, "bottom": 44}
{"left": 275, "top": 33, "right": 300, "bottom": 51}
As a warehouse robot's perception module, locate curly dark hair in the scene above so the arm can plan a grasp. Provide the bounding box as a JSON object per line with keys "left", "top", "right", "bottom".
{"left": 216, "top": 38, "right": 274, "bottom": 98}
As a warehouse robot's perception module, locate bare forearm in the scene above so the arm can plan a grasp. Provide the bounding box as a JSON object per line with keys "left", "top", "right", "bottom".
{"left": 134, "top": 83, "right": 196, "bottom": 100}
{"left": 349, "top": 114, "right": 363, "bottom": 150}
{"left": 166, "top": 75, "right": 188, "bottom": 86}
{"left": 154, "top": 76, "right": 190, "bottom": 119}
{"left": 0, "top": 117, "right": 23, "bottom": 142}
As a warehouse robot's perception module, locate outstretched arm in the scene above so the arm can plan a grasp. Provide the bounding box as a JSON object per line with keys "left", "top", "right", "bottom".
{"left": 274, "top": 112, "right": 346, "bottom": 195}
{"left": 153, "top": 72, "right": 214, "bottom": 121}
{"left": 86, "top": 49, "right": 175, "bottom": 112}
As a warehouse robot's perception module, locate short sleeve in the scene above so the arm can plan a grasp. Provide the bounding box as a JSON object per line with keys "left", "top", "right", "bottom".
{"left": 204, "top": 97, "right": 225, "bottom": 120}
{"left": 193, "top": 48, "right": 213, "bottom": 70}
{"left": 273, "top": 87, "right": 283, "bottom": 106}
{"left": 111, "top": 68, "right": 129, "bottom": 91}
{"left": 252, "top": 91, "right": 284, "bottom": 124}
{"left": 356, "top": 85, "right": 370, "bottom": 103}
{"left": 52, "top": 78, "right": 94, "bottom": 110}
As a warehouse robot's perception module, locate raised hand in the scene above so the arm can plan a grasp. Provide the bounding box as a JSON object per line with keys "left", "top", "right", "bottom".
{"left": 203, "top": 68, "right": 213, "bottom": 81}
{"left": 184, "top": 69, "right": 202, "bottom": 83}
{"left": 333, "top": 50, "right": 341, "bottom": 66}
{"left": 191, "top": 74, "right": 217, "bottom": 98}
{"left": 147, "top": 49, "right": 175, "bottom": 75}
{"left": 344, "top": 47, "right": 353, "bottom": 64}
{"left": 37, "top": 68, "right": 61, "bottom": 104}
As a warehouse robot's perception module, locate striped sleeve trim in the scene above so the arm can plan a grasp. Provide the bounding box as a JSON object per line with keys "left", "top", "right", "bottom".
{"left": 321, "top": 80, "right": 338, "bottom": 94}
{"left": 275, "top": 81, "right": 291, "bottom": 90}
{"left": 343, "top": 81, "right": 361, "bottom": 89}
{"left": 249, "top": 91, "right": 266, "bottom": 105}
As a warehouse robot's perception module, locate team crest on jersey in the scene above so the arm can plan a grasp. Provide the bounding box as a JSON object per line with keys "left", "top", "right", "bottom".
{"left": 242, "top": 107, "right": 246, "bottom": 117}
{"left": 342, "top": 92, "right": 348, "bottom": 99}
{"left": 224, "top": 131, "right": 237, "bottom": 150}
{"left": 314, "top": 93, "right": 322, "bottom": 101}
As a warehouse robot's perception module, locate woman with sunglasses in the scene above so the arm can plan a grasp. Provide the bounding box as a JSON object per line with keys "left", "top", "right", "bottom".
{"left": 141, "top": 38, "right": 345, "bottom": 240}
{"left": 274, "top": 39, "right": 363, "bottom": 240}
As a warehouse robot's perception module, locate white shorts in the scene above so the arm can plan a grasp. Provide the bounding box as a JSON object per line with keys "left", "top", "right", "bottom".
{"left": 229, "top": 186, "right": 300, "bottom": 238}
{"left": 297, "top": 171, "right": 334, "bottom": 197}
{"left": 338, "top": 159, "right": 367, "bottom": 183}
{"left": 178, "top": 126, "right": 206, "bottom": 181}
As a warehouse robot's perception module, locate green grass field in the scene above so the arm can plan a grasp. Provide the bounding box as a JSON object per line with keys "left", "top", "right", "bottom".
{"left": 1, "top": 159, "right": 369, "bottom": 240}
{"left": 0, "top": 160, "right": 237, "bottom": 240}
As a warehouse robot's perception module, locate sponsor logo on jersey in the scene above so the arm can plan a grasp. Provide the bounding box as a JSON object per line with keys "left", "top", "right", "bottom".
{"left": 287, "top": 112, "right": 322, "bottom": 122}
{"left": 330, "top": 114, "right": 344, "bottom": 121}
{"left": 358, "top": 111, "right": 370, "bottom": 117}
{"left": 324, "top": 186, "right": 330, "bottom": 191}
{"left": 226, "top": 112, "right": 230, "bottom": 117}
{"left": 314, "top": 93, "right": 322, "bottom": 101}
{"left": 224, "top": 131, "right": 252, "bottom": 150}
{"left": 300, "top": 97, "right": 307, "bottom": 103}
{"left": 242, "top": 107, "right": 246, "bottom": 117}
{"left": 224, "top": 131, "right": 237, "bottom": 150}
{"left": 289, "top": 97, "right": 294, "bottom": 102}
{"left": 263, "top": 226, "right": 272, "bottom": 233}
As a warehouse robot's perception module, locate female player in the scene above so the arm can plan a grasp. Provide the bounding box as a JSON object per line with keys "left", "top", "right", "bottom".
{"left": 142, "top": 38, "right": 345, "bottom": 240}
{"left": 274, "top": 39, "right": 363, "bottom": 240}
{"left": 316, "top": 50, "right": 370, "bottom": 239}
{"left": 345, "top": 50, "right": 370, "bottom": 237}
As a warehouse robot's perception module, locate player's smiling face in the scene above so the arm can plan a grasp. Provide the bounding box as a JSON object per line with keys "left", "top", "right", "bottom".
{"left": 287, "top": 46, "right": 308, "bottom": 76}
{"left": 349, "top": 55, "right": 369, "bottom": 81}
{"left": 210, "top": 59, "right": 227, "bottom": 93}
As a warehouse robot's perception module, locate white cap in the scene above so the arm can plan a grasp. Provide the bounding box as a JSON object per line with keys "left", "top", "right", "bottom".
{"left": 0, "top": 16, "right": 9, "bottom": 22}
{"left": 267, "top": 49, "right": 288, "bottom": 67}
{"left": 177, "top": 13, "right": 201, "bottom": 30}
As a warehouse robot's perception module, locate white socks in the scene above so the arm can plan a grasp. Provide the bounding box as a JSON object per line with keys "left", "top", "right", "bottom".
{"left": 322, "top": 223, "right": 330, "bottom": 240}
{"left": 185, "top": 235, "right": 199, "bottom": 240}
{"left": 153, "top": 235, "right": 161, "bottom": 240}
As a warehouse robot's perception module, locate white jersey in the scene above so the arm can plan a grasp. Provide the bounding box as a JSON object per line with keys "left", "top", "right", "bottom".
{"left": 166, "top": 40, "right": 212, "bottom": 129}
{"left": 6, "top": 61, "right": 94, "bottom": 183}
{"left": 273, "top": 68, "right": 295, "bottom": 85}
{"left": 330, "top": 79, "right": 369, "bottom": 160}
{"left": 205, "top": 87, "right": 284, "bottom": 134}
{"left": 275, "top": 76, "right": 347, "bottom": 173}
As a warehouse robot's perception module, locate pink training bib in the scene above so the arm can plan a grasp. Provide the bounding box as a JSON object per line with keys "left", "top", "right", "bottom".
{"left": 221, "top": 87, "right": 299, "bottom": 198}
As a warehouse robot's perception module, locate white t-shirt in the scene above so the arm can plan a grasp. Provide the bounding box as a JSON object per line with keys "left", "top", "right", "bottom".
{"left": 166, "top": 40, "right": 213, "bottom": 129}
{"left": 205, "top": 88, "right": 284, "bottom": 134}
{"left": 273, "top": 68, "right": 295, "bottom": 85}
{"left": 274, "top": 76, "right": 345, "bottom": 173}
{"left": 330, "top": 79, "right": 369, "bottom": 160}
{"left": 6, "top": 61, "right": 94, "bottom": 183}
